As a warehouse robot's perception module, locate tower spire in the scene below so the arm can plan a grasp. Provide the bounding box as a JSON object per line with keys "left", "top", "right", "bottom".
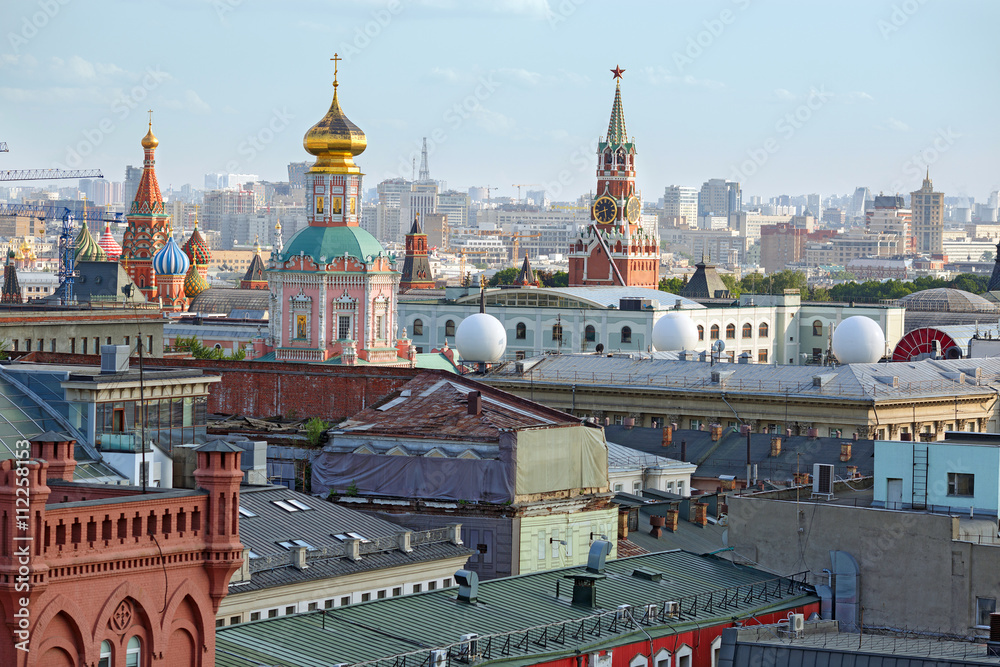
{"left": 418, "top": 137, "right": 430, "bottom": 181}
{"left": 606, "top": 67, "right": 628, "bottom": 145}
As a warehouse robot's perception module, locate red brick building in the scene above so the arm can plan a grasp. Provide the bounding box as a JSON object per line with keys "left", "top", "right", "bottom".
{"left": 0, "top": 432, "right": 243, "bottom": 666}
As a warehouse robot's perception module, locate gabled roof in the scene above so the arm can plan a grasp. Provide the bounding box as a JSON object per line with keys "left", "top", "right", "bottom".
{"left": 331, "top": 372, "right": 580, "bottom": 442}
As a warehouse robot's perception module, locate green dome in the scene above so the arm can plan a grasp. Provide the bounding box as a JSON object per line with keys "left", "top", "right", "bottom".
{"left": 279, "top": 225, "right": 387, "bottom": 266}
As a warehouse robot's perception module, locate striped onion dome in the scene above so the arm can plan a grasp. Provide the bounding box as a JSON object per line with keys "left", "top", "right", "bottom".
{"left": 183, "top": 262, "right": 210, "bottom": 299}
{"left": 182, "top": 222, "right": 211, "bottom": 265}
{"left": 97, "top": 221, "right": 122, "bottom": 261}
{"left": 74, "top": 221, "right": 107, "bottom": 262}
{"left": 153, "top": 236, "right": 190, "bottom": 276}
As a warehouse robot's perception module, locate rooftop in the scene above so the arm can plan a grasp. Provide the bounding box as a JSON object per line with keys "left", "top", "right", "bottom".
{"left": 215, "top": 549, "right": 816, "bottom": 667}
{"left": 487, "top": 354, "right": 1000, "bottom": 401}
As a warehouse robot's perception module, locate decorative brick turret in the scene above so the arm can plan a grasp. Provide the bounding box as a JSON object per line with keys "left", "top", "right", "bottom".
{"left": 193, "top": 441, "right": 244, "bottom": 612}
{"left": 29, "top": 431, "right": 76, "bottom": 482}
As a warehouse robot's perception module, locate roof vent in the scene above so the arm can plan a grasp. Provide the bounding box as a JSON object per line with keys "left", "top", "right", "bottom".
{"left": 455, "top": 569, "right": 479, "bottom": 603}
{"left": 586, "top": 540, "right": 611, "bottom": 574}
{"left": 467, "top": 390, "right": 482, "bottom": 416}
{"left": 632, "top": 568, "right": 662, "bottom": 582}
{"left": 812, "top": 373, "right": 836, "bottom": 387}
{"left": 100, "top": 345, "right": 129, "bottom": 374}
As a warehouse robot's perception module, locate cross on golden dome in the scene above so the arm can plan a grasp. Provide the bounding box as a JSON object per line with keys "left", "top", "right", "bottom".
{"left": 331, "top": 53, "right": 341, "bottom": 88}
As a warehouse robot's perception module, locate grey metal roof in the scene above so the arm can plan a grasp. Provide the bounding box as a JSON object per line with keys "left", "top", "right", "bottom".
{"left": 458, "top": 286, "right": 705, "bottom": 310}
{"left": 488, "top": 353, "right": 1000, "bottom": 401}
{"left": 215, "top": 550, "right": 817, "bottom": 667}
{"left": 189, "top": 287, "right": 270, "bottom": 316}
{"left": 606, "top": 441, "right": 691, "bottom": 471}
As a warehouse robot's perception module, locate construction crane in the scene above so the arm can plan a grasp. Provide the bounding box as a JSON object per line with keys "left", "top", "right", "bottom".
{"left": 0, "top": 168, "right": 104, "bottom": 181}
{"left": 484, "top": 186, "right": 499, "bottom": 202}
{"left": 510, "top": 232, "right": 540, "bottom": 265}
{"left": 511, "top": 183, "right": 540, "bottom": 204}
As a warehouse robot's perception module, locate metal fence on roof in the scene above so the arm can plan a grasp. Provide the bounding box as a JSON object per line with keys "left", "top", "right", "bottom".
{"left": 500, "top": 368, "right": 1000, "bottom": 399}
{"left": 339, "top": 571, "right": 812, "bottom": 667}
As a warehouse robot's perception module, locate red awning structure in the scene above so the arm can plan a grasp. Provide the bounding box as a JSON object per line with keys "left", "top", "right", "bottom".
{"left": 892, "top": 327, "right": 962, "bottom": 361}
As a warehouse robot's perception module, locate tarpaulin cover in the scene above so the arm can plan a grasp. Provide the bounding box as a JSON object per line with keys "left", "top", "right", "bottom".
{"left": 310, "top": 444, "right": 516, "bottom": 503}
{"left": 514, "top": 424, "right": 608, "bottom": 495}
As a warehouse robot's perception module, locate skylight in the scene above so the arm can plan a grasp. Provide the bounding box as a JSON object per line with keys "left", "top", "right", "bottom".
{"left": 273, "top": 498, "right": 313, "bottom": 512}
{"left": 278, "top": 539, "right": 317, "bottom": 551}
{"left": 238, "top": 506, "right": 257, "bottom": 518}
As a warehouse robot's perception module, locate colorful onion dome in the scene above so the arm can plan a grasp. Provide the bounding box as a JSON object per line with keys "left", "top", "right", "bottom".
{"left": 182, "top": 221, "right": 211, "bottom": 265}
{"left": 141, "top": 119, "right": 158, "bottom": 149}
{"left": 74, "top": 221, "right": 107, "bottom": 262}
{"left": 303, "top": 64, "right": 366, "bottom": 174}
{"left": 97, "top": 220, "right": 122, "bottom": 261}
{"left": 183, "top": 262, "right": 210, "bottom": 299}
{"left": 152, "top": 236, "right": 190, "bottom": 276}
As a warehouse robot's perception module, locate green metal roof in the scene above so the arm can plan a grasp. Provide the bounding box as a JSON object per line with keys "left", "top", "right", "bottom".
{"left": 413, "top": 352, "right": 458, "bottom": 372}
{"left": 279, "top": 225, "right": 387, "bottom": 266}
{"left": 215, "top": 550, "right": 816, "bottom": 667}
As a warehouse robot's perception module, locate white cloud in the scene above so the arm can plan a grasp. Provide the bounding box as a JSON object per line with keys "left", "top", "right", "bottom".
{"left": 163, "top": 89, "right": 211, "bottom": 114}
{"left": 641, "top": 66, "right": 723, "bottom": 89}
{"left": 886, "top": 117, "right": 910, "bottom": 131}
{"left": 498, "top": 67, "right": 542, "bottom": 86}
{"left": 473, "top": 106, "right": 514, "bottom": 133}
{"left": 773, "top": 88, "right": 796, "bottom": 101}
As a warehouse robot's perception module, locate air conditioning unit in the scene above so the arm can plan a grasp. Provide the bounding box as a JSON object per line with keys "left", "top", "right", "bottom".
{"left": 591, "top": 651, "right": 613, "bottom": 667}
{"left": 812, "top": 464, "right": 834, "bottom": 497}
{"left": 790, "top": 613, "right": 805, "bottom": 637}
{"left": 431, "top": 649, "right": 449, "bottom": 667}
{"left": 643, "top": 603, "right": 659, "bottom": 621}
{"left": 460, "top": 633, "right": 480, "bottom": 660}
{"left": 665, "top": 601, "right": 680, "bottom": 618}
{"left": 616, "top": 604, "right": 631, "bottom": 622}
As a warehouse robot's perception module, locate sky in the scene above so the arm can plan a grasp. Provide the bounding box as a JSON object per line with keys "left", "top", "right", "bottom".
{"left": 1, "top": 0, "right": 998, "bottom": 204}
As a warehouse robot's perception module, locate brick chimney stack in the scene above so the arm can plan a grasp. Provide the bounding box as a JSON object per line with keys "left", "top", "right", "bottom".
{"left": 30, "top": 431, "right": 77, "bottom": 482}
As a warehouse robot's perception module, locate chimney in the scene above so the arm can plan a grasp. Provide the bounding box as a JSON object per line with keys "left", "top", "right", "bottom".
{"left": 840, "top": 442, "right": 852, "bottom": 462}
{"left": 467, "top": 390, "right": 482, "bottom": 416}
{"left": 988, "top": 613, "right": 1000, "bottom": 656}
{"left": 455, "top": 569, "right": 479, "bottom": 603}
{"left": 770, "top": 436, "right": 782, "bottom": 457}
{"left": 692, "top": 502, "right": 708, "bottom": 527}
{"left": 665, "top": 508, "right": 679, "bottom": 532}
{"left": 343, "top": 537, "right": 361, "bottom": 561}
{"left": 649, "top": 514, "right": 665, "bottom": 538}
{"left": 292, "top": 545, "right": 308, "bottom": 570}
{"left": 680, "top": 440, "right": 687, "bottom": 462}
{"left": 661, "top": 426, "right": 672, "bottom": 447}
{"left": 30, "top": 431, "right": 77, "bottom": 482}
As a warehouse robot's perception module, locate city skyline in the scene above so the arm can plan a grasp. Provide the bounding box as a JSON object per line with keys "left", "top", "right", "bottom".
{"left": 1, "top": 0, "right": 998, "bottom": 203}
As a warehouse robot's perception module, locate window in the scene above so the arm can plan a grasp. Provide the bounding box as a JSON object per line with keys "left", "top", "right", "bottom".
{"left": 375, "top": 315, "right": 384, "bottom": 339}
{"left": 759, "top": 323, "right": 769, "bottom": 338}
{"left": 613, "top": 483, "right": 623, "bottom": 492}
{"left": 621, "top": 326, "right": 632, "bottom": 344}
{"left": 250, "top": 611, "right": 261, "bottom": 621}
{"left": 948, "top": 473, "right": 974, "bottom": 496}
{"left": 516, "top": 322, "right": 527, "bottom": 340}
{"left": 630, "top": 655, "right": 649, "bottom": 667}
{"left": 377, "top": 590, "right": 387, "bottom": 599}
{"left": 632, "top": 481, "right": 642, "bottom": 493}
{"left": 812, "top": 320, "right": 823, "bottom": 336}
{"left": 710, "top": 324, "right": 719, "bottom": 340}
{"left": 325, "top": 599, "right": 334, "bottom": 609}
{"left": 230, "top": 615, "right": 241, "bottom": 625}
{"left": 216, "top": 618, "right": 225, "bottom": 628}
{"left": 977, "top": 597, "right": 997, "bottom": 627}
{"left": 654, "top": 649, "right": 670, "bottom": 667}
{"left": 428, "top": 581, "right": 437, "bottom": 591}
{"left": 413, "top": 583, "right": 422, "bottom": 593}
{"left": 285, "top": 605, "right": 296, "bottom": 615}
{"left": 711, "top": 637, "right": 723, "bottom": 667}
{"left": 697, "top": 325, "right": 704, "bottom": 341}
{"left": 443, "top": 578, "right": 452, "bottom": 588}
{"left": 361, "top": 593, "right": 371, "bottom": 602}
{"left": 445, "top": 320, "right": 455, "bottom": 337}
{"left": 666, "top": 482, "right": 675, "bottom": 493}
{"left": 392, "top": 587, "right": 402, "bottom": 597}
{"left": 307, "top": 602, "right": 317, "bottom": 611}
{"left": 585, "top": 325, "right": 596, "bottom": 342}
{"left": 742, "top": 323, "right": 752, "bottom": 338}
{"left": 338, "top": 315, "right": 351, "bottom": 340}
{"left": 552, "top": 323, "right": 563, "bottom": 342}
{"left": 412, "top": 319, "right": 423, "bottom": 336}
{"left": 675, "top": 644, "right": 692, "bottom": 667}
{"left": 677, "top": 481, "right": 685, "bottom": 496}
{"left": 99, "top": 640, "right": 113, "bottom": 667}
{"left": 126, "top": 636, "right": 141, "bottom": 667}
{"left": 725, "top": 324, "right": 736, "bottom": 339}
{"left": 341, "top": 596, "right": 351, "bottom": 606}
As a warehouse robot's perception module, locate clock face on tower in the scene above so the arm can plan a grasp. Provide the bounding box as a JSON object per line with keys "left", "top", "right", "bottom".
{"left": 626, "top": 196, "right": 641, "bottom": 223}
{"left": 593, "top": 196, "right": 618, "bottom": 223}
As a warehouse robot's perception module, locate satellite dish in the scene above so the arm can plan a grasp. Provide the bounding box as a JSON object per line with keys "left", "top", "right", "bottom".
{"left": 595, "top": 343, "right": 605, "bottom": 354}
{"left": 712, "top": 339, "right": 726, "bottom": 353}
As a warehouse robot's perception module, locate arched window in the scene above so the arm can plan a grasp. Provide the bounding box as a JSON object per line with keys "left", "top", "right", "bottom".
{"left": 710, "top": 324, "right": 719, "bottom": 340}
{"left": 516, "top": 322, "right": 527, "bottom": 340}
{"left": 812, "top": 320, "right": 823, "bottom": 336}
{"left": 445, "top": 320, "right": 455, "bottom": 337}
{"left": 725, "top": 323, "right": 736, "bottom": 339}
{"left": 742, "top": 323, "right": 752, "bottom": 338}
{"left": 759, "top": 322, "right": 769, "bottom": 338}
{"left": 585, "top": 325, "right": 596, "bottom": 342}
{"left": 621, "top": 326, "right": 632, "bottom": 344}
{"left": 99, "top": 641, "right": 113, "bottom": 667}
{"left": 552, "top": 323, "right": 563, "bottom": 342}
{"left": 697, "top": 325, "right": 704, "bottom": 341}
{"left": 412, "top": 318, "right": 423, "bottom": 336}
{"left": 126, "top": 636, "right": 142, "bottom": 667}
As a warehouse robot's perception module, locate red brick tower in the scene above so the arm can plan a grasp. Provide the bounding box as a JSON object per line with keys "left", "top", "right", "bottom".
{"left": 398, "top": 214, "right": 435, "bottom": 290}
{"left": 568, "top": 66, "right": 660, "bottom": 288}
{"left": 193, "top": 441, "right": 244, "bottom": 612}
{"left": 122, "top": 113, "right": 171, "bottom": 300}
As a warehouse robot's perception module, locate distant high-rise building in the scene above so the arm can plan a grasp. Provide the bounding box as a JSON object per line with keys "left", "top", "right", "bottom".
{"left": 910, "top": 170, "right": 944, "bottom": 254}
{"left": 374, "top": 178, "right": 411, "bottom": 243}
{"left": 850, "top": 187, "right": 871, "bottom": 219}
{"left": 123, "top": 165, "right": 142, "bottom": 209}
{"left": 468, "top": 186, "right": 489, "bottom": 202}
{"left": 436, "top": 190, "right": 469, "bottom": 231}
{"left": 287, "top": 161, "right": 310, "bottom": 189}
{"left": 399, "top": 182, "right": 437, "bottom": 245}
{"left": 866, "top": 194, "right": 913, "bottom": 254}
{"left": 663, "top": 185, "right": 698, "bottom": 226}
{"left": 698, "top": 179, "right": 741, "bottom": 217}
{"left": 806, "top": 193, "right": 821, "bottom": 218}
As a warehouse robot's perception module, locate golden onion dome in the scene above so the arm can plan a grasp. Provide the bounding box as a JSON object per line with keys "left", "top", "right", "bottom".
{"left": 303, "top": 73, "right": 366, "bottom": 174}
{"left": 141, "top": 121, "right": 158, "bottom": 149}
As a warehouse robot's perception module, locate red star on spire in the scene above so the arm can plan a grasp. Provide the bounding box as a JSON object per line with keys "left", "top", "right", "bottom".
{"left": 610, "top": 65, "right": 625, "bottom": 80}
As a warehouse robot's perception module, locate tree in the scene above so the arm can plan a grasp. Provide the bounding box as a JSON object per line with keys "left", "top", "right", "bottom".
{"left": 172, "top": 336, "right": 247, "bottom": 360}
{"left": 720, "top": 274, "right": 741, "bottom": 298}
{"left": 304, "top": 417, "right": 330, "bottom": 447}
{"left": 658, "top": 277, "right": 685, "bottom": 294}
{"left": 982, "top": 251, "right": 994, "bottom": 263}
{"left": 488, "top": 268, "right": 518, "bottom": 287}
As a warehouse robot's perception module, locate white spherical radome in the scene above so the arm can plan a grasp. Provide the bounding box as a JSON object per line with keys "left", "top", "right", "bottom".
{"left": 652, "top": 312, "right": 699, "bottom": 352}
{"left": 455, "top": 313, "right": 507, "bottom": 362}
{"left": 832, "top": 316, "right": 885, "bottom": 364}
